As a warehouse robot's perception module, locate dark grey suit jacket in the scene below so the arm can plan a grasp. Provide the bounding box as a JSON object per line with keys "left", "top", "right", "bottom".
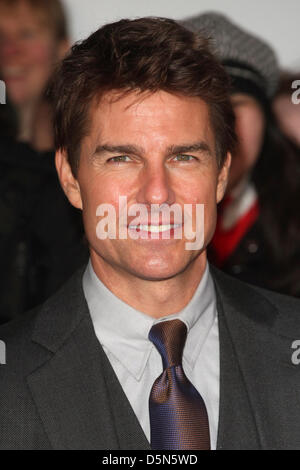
{"left": 1, "top": 265, "right": 300, "bottom": 450}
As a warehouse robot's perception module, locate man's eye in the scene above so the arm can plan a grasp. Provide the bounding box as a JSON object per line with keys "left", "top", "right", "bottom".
{"left": 174, "top": 155, "right": 196, "bottom": 162}
{"left": 107, "top": 155, "right": 131, "bottom": 163}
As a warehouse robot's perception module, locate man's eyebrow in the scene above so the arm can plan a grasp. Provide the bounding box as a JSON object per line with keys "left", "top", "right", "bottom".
{"left": 167, "top": 142, "right": 213, "bottom": 156}
{"left": 92, "top": 144, "right": 144, "bottom": 157}
{"left": 91, "top": 141, "right": 213, "bottom": 159}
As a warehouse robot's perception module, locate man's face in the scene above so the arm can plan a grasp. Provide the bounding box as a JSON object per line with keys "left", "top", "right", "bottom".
{"left": 0, "top": 1, "right": 66, "bottom": 106}
{"left": 57, "top": 90, "right": 230, "bottom": 281}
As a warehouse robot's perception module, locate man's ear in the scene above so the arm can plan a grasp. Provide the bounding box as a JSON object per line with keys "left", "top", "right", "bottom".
{"left": 55, "top": 149, "right": 83, "bottom": 210}
{"left": 216, "top": 152, "right": 231, "bottom": 203}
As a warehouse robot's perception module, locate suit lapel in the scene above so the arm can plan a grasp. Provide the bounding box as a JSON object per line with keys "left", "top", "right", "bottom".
{"left": 216, "top": 295, "right": 261, "bottom": 449}
{"left": 27, "top": 269, "right": 150, "bottom": 450}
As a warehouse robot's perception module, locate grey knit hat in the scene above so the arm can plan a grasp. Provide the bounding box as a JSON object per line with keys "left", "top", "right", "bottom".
{"left": 182, "top": 12, "right": 279, "bottom": 100}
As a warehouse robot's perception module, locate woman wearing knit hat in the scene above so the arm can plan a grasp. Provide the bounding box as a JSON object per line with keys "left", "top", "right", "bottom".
{"left": 183, "top": 13, "right": 300, "bottom": 297}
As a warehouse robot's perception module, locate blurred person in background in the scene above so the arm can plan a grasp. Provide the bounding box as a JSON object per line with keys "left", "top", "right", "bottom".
{"left": 0, "top": 0, "right": 88, "bottom": 324}
{"left": 184, "top": 13, "right": 300, "bottom": 297}
{"left": 0, "top": 0, "right": 69, "bottom": 150}
{"left": 273, "top": 72, "right": 300, "bottom": 148}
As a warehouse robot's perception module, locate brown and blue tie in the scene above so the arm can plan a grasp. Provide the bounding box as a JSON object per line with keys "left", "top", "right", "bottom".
{"left": 148, "top": 319, "right": 211, "bottom": 450}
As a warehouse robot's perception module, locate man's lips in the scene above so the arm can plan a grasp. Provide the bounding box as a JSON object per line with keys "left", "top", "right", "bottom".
{"left": 127, "top": 223, "right": 183, "bottom": 233}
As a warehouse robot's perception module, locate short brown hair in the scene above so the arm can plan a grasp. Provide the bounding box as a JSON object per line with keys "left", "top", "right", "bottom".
{"left": 52, "top": 17, "right": 236, "bottom": 174}
{"left": 0, "top": 0, "right": 68, "bottom": 41}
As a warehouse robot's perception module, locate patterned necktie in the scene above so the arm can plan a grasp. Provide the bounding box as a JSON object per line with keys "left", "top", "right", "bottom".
{"left": 148, "top": 319, "right": 211, "bottom": 450}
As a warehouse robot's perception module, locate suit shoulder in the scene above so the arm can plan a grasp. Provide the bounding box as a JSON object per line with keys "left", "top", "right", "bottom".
{"left": 0, "top": 307, "right": 44, "bottom": 373}
{"left": 0, "top": 265, "right": 86, "bottom": 343}
{"left": 0, "top": 307, "right": 38, "bottom": 347}
{"left": 210, "top": 264, "right": 300, "bottom": 331}
{"left": 0, "top": 266, "right": 87, "bottom": 374}
{"left": 250, "top": 284, "right": 300, "bottom": 311}
{"left": 249, "top": 283, "right": 300, "bottom": 331}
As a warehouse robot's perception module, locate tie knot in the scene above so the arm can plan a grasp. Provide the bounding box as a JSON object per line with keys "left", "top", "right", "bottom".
{"left": 149, "top": 319, "right": 187, "bottom": 369}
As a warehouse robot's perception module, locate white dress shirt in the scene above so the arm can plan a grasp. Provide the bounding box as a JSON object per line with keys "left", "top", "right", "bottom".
{"left": 83, "top": 260, "right": 220, "bottom": 449}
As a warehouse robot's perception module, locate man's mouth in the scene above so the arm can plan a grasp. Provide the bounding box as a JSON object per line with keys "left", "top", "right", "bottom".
{"left": 128, "top": 224, "right": 182, "bottom": 233}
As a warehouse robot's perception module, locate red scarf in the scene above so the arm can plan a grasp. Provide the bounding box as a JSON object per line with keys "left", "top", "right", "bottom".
{"left": 211, "top": 196, "right": 260, "bottom": 267}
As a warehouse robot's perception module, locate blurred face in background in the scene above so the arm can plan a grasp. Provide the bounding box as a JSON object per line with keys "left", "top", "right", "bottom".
{"left": 273, "top": 94, "right": 300, "bottom": 147}
{"left": 0, "top": 0, "right": 67, "bottom": 106}
{"left": 228, "top": 93, "right": 266, "bottom": 191}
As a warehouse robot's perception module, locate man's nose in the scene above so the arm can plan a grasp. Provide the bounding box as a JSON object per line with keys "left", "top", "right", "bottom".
{"left": 136, "top": 164, "right": 176, "bottom": 206}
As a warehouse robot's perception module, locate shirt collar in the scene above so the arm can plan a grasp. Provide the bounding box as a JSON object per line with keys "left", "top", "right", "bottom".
{"left": 83, "top": 259, "right": 217, "bottom": 380}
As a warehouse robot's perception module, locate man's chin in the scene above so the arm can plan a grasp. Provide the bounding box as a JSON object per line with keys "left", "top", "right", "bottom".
{"left": 131, "top": 270, "right": 181, "bottom": 282}
{"left": 124, "top": 258, "right": 197, "bottom": 282}
{"left": 90, "top": 244, "right": 203, "bottom": 282}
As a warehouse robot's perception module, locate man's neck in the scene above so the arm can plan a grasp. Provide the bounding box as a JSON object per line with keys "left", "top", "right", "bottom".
{"left": 89, "top": 253, "right": 207, "bottom": 319}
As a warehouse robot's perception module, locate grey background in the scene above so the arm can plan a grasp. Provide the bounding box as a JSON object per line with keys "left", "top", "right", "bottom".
{"left": 62, "top": 0, "right": 300, "bottom": 71}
